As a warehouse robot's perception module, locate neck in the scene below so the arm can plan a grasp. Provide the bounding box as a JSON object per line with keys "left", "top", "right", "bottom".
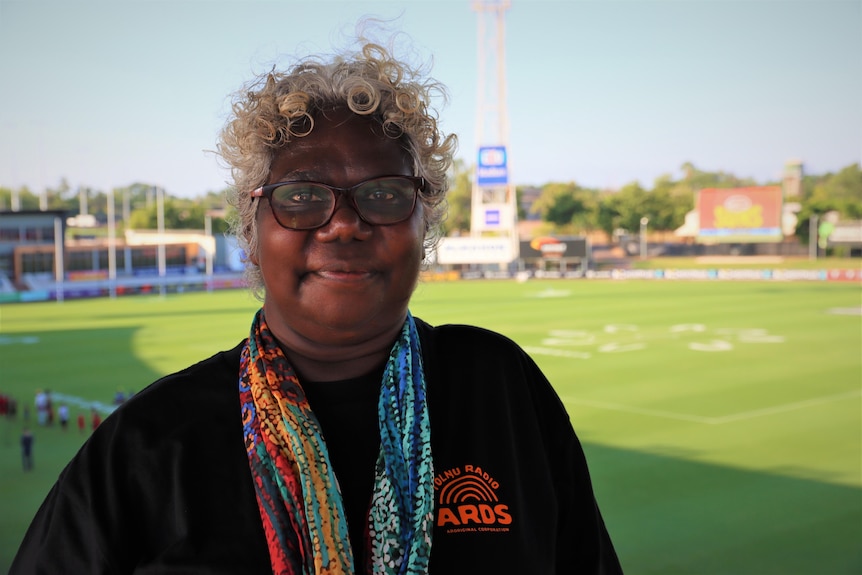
{"left": 268, "top": 315, "right": 405, "bottom": 383}
{"left": 284, "top": 345, "right": 390, "bottom": 383}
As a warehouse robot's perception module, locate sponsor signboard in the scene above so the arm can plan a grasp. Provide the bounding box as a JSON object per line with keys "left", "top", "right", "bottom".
{"left": 435, "top": 237, "right": 515, "bottom": 264}
{"left": 519, "top": 237, "right": 588, "bottom": 259}
{"left": 485, "top": 209, "right": 501, "bottom": 226}
{"left": 471, "top": 204, "right": 514, "bottom": 232}
{"left": 697, "top": 186, "right": 783, "bottom": 243}
{"left": 476, "top": 146, "right": 508, "bottom": 185}
{"left": 826, "top": 221, "right": 862, "bottom": 245}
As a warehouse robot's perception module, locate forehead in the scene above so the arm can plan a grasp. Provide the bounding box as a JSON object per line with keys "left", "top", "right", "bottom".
{"left": 268, "top": 108, "right": 412, "bottom": 185}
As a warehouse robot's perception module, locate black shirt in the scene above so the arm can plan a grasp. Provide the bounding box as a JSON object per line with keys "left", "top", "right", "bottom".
{"left": 303, "top": 370, "right": 381, "bottom": 571}
{"left": 11, "top": 318, "right": 623, "bottom": 574}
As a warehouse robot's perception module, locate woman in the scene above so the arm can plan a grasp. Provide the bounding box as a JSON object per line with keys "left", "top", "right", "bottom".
{"left": 11, "top": 40, "right": 622, "bottom": 574}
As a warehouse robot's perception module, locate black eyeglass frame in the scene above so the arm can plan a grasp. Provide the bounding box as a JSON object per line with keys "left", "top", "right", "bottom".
{"left": 251, "top": 175, "right": 425, "bottom": 230}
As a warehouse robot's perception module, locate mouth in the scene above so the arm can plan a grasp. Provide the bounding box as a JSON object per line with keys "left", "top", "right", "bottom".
{"left": 310, "top": 266, "right": 375, "bottom": 283}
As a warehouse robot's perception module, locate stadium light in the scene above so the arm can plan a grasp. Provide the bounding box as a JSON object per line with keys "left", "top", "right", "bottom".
{"left": 156, "top": 186, "right": 166, "bottom": 296}
{"left": 205, "top": 212, "right": 214, "bottom": 292}
{"left": 107, "top": 186, "right": 117, "bottom": 299}
{"left": 640, "top": 217, "right": 649, "bottom": 260}
{"left": 809, "top": 213, "right": 818, "bottom": 260}
{"left": 53, "top": 215, "right": 64, "bottom": 302}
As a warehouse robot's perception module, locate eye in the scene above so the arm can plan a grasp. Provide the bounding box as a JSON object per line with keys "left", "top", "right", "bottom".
{"left": 356, "top": 180, "right": 411, "bottom": 204}
{"left": 289, "top": 190, "right": 326, "bottom": 203}
{"left": 366, "top": 188, "right": 397, "bottom": 202}
{"left": 272, "top": 184, "right": 330, "bottom": 207}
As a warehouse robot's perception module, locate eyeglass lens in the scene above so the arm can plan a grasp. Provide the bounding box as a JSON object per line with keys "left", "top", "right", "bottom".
{"left": 268, "top": 177, "right": 418, "bottom": 230}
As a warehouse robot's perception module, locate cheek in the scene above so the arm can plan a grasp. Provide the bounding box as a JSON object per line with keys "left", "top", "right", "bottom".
{"left": 400, "top": 216, "right": 426, "bottom": 259}
{"left": 412, "top": 204, "right": 427, "bottom": 251}
{"left": 401, "top": 225, "right": 426, "bottom": 279}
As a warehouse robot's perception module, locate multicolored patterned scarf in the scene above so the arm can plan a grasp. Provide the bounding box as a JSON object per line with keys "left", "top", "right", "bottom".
{"left": 239, "top": 309, "right": 433, "bottom": 574}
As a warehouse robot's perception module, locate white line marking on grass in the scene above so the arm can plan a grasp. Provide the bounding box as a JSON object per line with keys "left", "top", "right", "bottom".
{"left": 564, "top": 397, "right": 716, "bottom": 424}
{"left": 51, "top": 393, "right": 116, "bottom": 415}
{"left": 523, "top": 346, "right": 591, "bottom": 359}
{"left": 827, "top": 307, "right": 862, "bottom": 316}
{"left": 0, "top": 335, "right": 40, "bottom": 345}
{"left": 707, "top": 390, "right": 862, "bottom": 424}
{"left": 564, "top": 389, "right": 862, "bottom": 425}
{"left": 531, "top": 289, "right": 571, "bottom": 298}
{"left": 688, "top": 339, "right": 734, "bottom": 352}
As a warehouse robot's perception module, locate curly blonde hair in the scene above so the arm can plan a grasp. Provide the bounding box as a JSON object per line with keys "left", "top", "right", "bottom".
{"left": 218, "top": 41, "right": 458, "bottom": 294}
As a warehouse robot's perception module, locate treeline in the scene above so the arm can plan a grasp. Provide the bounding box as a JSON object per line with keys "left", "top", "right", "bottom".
{"left": 1, "top": 162, "right": 859, "bottom": 243}
{"left": 444, "top": 161, "right": 862, "bottom": 243}
{"left": 0, "top": 182, "right": 233, "bottom": 235}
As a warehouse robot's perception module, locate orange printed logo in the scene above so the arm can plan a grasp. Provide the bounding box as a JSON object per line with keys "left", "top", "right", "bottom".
{"left": 434, "top": 464, "right": 513, "bottom": 534}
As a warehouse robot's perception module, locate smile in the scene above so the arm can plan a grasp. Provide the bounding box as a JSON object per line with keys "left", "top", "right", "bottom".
{"left": 313, "top": 269, "right": 375, "bottom": 282}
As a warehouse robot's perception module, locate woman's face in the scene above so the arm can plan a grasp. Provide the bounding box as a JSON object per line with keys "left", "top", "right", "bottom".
{"left": 251, "top": 108, "right": 425, "bottom": 352}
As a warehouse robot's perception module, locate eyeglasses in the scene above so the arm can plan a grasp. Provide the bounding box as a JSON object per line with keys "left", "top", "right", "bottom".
{"left": 251, "top": 175, "right": 424, "bottom": 230}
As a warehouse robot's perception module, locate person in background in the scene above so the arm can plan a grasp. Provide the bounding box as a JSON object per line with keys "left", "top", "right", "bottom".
{"left": 45, "top": 390, "right": 54, "bottom": 426}
{"left": 20, "top": 427, "right": 34, "bottom": 471}
{"left": 90, "top": 408, "right": 101, "bottom": 431}
{"left": 33, "top": 389, "right": 47, "bottom": 426}
{"left": 58, "top": 403, "right": 70, "bottom": 431}
{"left": 11, "top": 31, "right": 622, "bottom": 574}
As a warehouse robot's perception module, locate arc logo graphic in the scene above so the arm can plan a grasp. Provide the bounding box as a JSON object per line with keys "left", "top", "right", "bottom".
{"left": 434, "top": 464, "right": 513, "bottom": 534}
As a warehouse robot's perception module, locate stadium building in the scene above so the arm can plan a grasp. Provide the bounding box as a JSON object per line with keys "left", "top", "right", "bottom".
{"left": 0, "top": 210, "right": 244, "bottom": 302}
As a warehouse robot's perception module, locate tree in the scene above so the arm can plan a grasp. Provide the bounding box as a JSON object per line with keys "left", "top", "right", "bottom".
{"left": 795, "top": 164, "right": 862, "bottom": 241}
{"left": 45, "top": 179, "right": 76, "bottom": 212}
{"left": 809, "top": 164, "right": 861, "bottom": 203}
{"left": 441, "top": 158, "right": 472, "bottom": 236}
{"left": 0, "top": 186, "right": 41, "bottom": 210}
{"left": 530, "top": 182, "right": 597, "bottom": 233}
{"left": 593, "top": 181, "right": 690, "bottom": 239}
{"left": 609, "top": 182, "right": 648, "bottom": 234}
{"left": 678, "top": 162, "right": 756, "bottom": 190}
{"left": 596, "top": 191, "right": 624, "bottom": 240}
{"left": 121, "top": 185, "right": 232, "bottom": 231}
{"left": 128, "top": 197, "right": 202, "bottom": 229}
{"left": 651, "top": 174, "right": 695, "bottom": 231}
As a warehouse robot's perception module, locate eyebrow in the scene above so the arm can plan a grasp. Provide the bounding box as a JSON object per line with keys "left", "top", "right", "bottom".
{"left": 268, "top": 171, "right": 318, "bottom": 183}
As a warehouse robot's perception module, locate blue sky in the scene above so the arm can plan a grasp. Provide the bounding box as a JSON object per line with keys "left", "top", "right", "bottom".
{"left": 1, "top": 0, "right": 859, "bottom": 198}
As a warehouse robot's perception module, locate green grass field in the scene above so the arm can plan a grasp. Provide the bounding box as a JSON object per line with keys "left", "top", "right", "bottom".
{"left": 1, "top": 278, "right": 860, "bottom": 574}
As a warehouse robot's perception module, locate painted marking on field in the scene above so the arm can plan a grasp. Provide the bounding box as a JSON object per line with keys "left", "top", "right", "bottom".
{"left": 0, "top": 335, "right": 40, "bottom": 345}
{"left": 707, "top": 390, "right": 862, "bottom": 424}
{"left": 563, "top": 389, "right": 861, "bottom": 425}
{"left": 827, "top": 307, "right": 862, "bottom": 316}
{"left": 563, "top": 397, "right": 715, "bottom": 423}
{"left": 527, "top": 323, "right": 786, "bottom": 357}
{"left": 531, "top": 289, "right": 571, "bottom": 298}
{"left": 51, "top": 393, "right": 116, "bottom": 415}
{"left": 523, "top": 346, "right": 591, "bottom": 359}
{"left": 688, "top": 339, "right": 734, "bottom": 352}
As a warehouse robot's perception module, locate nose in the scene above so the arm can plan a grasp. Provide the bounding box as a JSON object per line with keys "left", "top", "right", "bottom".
{"left": 315, "top": 193, "right": 372, "bottom": 242}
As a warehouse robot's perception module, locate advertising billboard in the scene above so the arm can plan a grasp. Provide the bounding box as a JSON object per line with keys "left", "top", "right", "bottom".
{"left": 697, "top": 186, "right": 783, "bottom": 243}
{"left": 435, "top": 237, "right": 516, "bottom": 264}
{"left": 476, "top": 146, "right": 508, "bottom": 185}
{"left": 519, "top": 237, "right": 588, "bottom": 259}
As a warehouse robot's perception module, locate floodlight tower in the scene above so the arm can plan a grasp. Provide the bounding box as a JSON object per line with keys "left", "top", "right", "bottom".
{"left": 471, "top": 0, "right": 518, "bottom": 264}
